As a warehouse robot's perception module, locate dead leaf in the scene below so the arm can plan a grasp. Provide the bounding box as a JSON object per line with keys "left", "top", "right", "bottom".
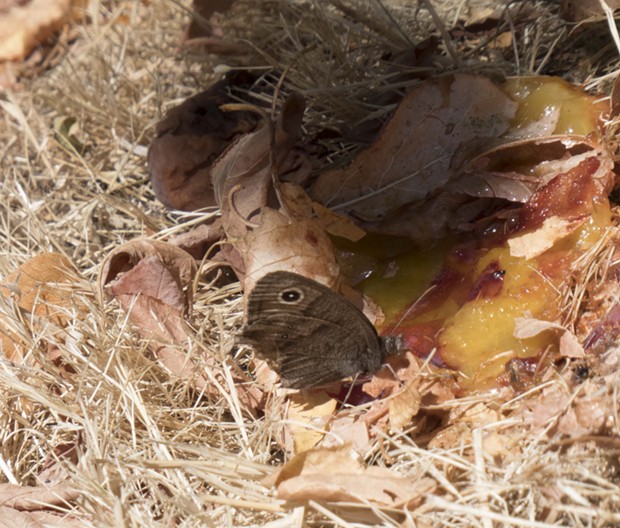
{"left": 168, "top": 220, "right": 225, "bottom": 260}
{"left": 312, "top": 202, "right": 366, "bottom": 242}
{"left": 277, "top": 182, "right": 314, "bottom": 219}
{"left": 185, "top": 0, "right": 235, "bottom": 40}
{"left": 513, "top": 317, "right": 567, "bottom": 339}
{"left": 107, "top": 255, "right": 190, "bottom": 343}
{"left": 1, "top": 252, "right": 83, "bottom": 325}
{"left": 428, "top": 422, "right": 470, "bottom": 451}
{"left": 429, "top": 402, "right": 503, "bottom": 451}
{"left": 0, "top": 0, "right": 85, "bottom": 62}
{"left": 37, "top": 442, "right": 80, "bottom": 487}
{"left": 99, "top": 239, "right": 263, "bottom": 414}
{"left": 0, "top": 506, "right": 84, "bottom": 527}
{"left": 362, "top": 352, "right": 420, "bottom": 399}
{"left": 0, "top": 482, "right": 80, "bottom": 511}
{"left": 508, "top": 216, "right": 586, "bottom": 259}
{"left": 488, "top": 31, "right": 512, "bottom": 49}
{"left": 148, "top": 73, "right": 261, "bottom": 211}
{"left": 310, "top": 74, "right": 517, "bottom": 225}
{"left": 560, "top": 0, "right": 620, "bottom": 22}
{"left": 584, "top": 302, "right": 620, "bottom": 351}
{"left": 309, "top": 75, "right": 611, "bottom": 242}
{"left": 0, "top": 252, "right": 86, "bottom": 364}
{"left": 270, "top": 444, "right": 364, "bottom": 486}
{"left": 563, "top": 394, "right": 612, "bottom": 435}
{"left": 513, "top": 317, "right": 585, "bottom": 359}
{"left": 241, "top": 208, "right": 339, "bottom": 293}
{"left": 99, "top": 239, "right": 194, "bottom": 348}
{"left": 182, "top": 0, "right": 251, "bottom": 55}
{"left": 99, "top": 239, "right": 196, "bottom": 318}
{"left": 559, "top": 331, "right": 585, "bottom": 359}
{"left": 320, "top": 417, "right": 370, "bottom": 453}
{"left": 271, "top": 445, "right": 435, "bottom": 508}
{"left": 213, "top": 94, "right": 306, "bottom": 241}
{"left": 451, "top": 137, "right": 602, "bottom": 201}
{"left": 277, "top": 470, "right": 434, "bottom": 508}
{"left": 526, "top": 381, "right": 613, "bottom": 438}
{"left": 389, "top": 380, "right": 421, "bottom": 431}
{"left": 286, "top": 391, "right": 337, "bottom": 454}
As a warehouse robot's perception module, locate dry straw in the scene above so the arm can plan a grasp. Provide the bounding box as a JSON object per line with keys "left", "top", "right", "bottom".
{"left": 0, "top": 0, "right": 619, "bottom": 526}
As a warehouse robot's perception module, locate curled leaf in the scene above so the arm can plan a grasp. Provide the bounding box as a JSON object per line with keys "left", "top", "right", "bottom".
{"left": 271, "top": 444, "right": 435, "bottom": 508}
{"left": 508, "top": 216, "right": 586, "bottom": 259}
{"left": 241, "top": 208, "right": 339, "bottom": 293}
{"left": 148, "top": 74, "right": 261, "bottom": 211}
{"left": 310, "top": 74, "right": 516, "bottom": 223}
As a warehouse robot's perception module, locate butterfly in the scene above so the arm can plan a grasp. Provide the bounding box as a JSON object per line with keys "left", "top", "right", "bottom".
{"left": 240, "top": 271, "right": 401, "bottom": 388}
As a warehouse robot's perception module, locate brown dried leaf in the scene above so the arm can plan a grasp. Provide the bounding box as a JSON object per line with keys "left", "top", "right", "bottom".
{"left": 168, "top": 220, "right": 224, "bottom": 260}
{"left": 99, "top": 239, "right": 196, "bottom": 314}
{"left": 0, "top": 482, "right": 79, "bottom": 511}
{"left": 513, "top": 317, "right": 566, "bottom": 338}
{"left": 508, "top": 216, "right": 586, "bottom": 259}
{"left": 429, "top": 402, "right": 502, "bottom": 450}
{"left": 320, "top": 417, "right": 370, "bottom": 453}
{"left": 99, "top": 240, "right": 196, "bottom": 345}
{"left": 99, "top": 242, "right": 191, "bottom": 336}
{"left": 214, "top": 94, "right": 306, "bottom": 241}
{"left": 389, "top": 380, "right": 421, "bottom": 431}
{"left": 0, "top": 0, "right": 84, "bottom": 62}
{"left": 277, "top": 470, "right": 435, "bottom": 508}
{"left": 513, "top": 317, "right": 585, "bottom": 359}
{"left": 526, "top": 382, "right": 612, "bottom": 437}
{"left": 562, "top": 394, "right": 612, "bottom": 435}
{"left": 278, "top": 182, "right": 314, "bottom": 219}
{"left": 286, "top": 391, "right": 337, "bottom": 454}
{"left": 310, "top": 74, "right": 516, "bottom": 223}
{"left": 559, "top": 331, "right": 585, "bottom": 359}
{"left": 241, "top": 208, "right": 339, "bottom": 293}
{"left": 185, "top": 0, "right": 235, "bottom": 40}
{"left": 362, "top": 352, "right": 420, "bottom": 399}
{"left": 272, "top": 445, "right": 435, "bottom": 508}
{"left": 560, "top": 0, "right": 620, "bottom": 22}
{"left": 107, "top": 255, "right": 190, "bottom": 343}
{"left": 37, "top": 442, "right": 79, "bottom": 487}
{"left": 584, "top": 302, "right": 620, "bottom": 351}
{"left": 147, "top": 74, "right": 261, "bottom": 211}
{"left": 450, "top": 137, "right": 598, "bottom": 202}
{"left": 0, "top": 328, "right": 22, "bottom": 364}
{"left": 312, "top": 202, "right": 366, "bottom": 242}
{"left": 529, "top": 385, "right": 570, "bottom": 429}
{"left": 271, "top": 444, "right": 364, "bottom": 486}
{"left": 99, "top": 239, "right": 263, "bottom": 414}
{"left": 0, "top": 252, "right": 86, "bottom": 364}
{"left": 0, "top": 506, "right": 84, "bottom": 527}
{"left": 1, "top": 252, "right": 84, "bottom": 325}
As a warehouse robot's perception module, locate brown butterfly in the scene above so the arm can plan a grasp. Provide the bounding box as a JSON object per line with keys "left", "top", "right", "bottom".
{"left": 240, "top": 271, "right": 401, "bottom": 388}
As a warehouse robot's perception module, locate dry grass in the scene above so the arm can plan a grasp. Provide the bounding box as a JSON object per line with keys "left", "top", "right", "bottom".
{"left": 1, "top": 0, "right": 620, "bottom": 526}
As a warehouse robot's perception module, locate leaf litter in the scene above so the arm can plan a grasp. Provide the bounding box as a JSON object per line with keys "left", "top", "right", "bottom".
{"left": 1, "top": 0, "right": 620, "bottom": 526}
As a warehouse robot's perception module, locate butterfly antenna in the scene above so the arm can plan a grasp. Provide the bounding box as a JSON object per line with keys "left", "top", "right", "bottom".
{"left": 389, "top": 283, "right": 437, "bottom": 334}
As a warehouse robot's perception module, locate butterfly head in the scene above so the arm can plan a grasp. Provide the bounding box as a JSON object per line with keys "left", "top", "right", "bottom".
{"left": 380, "top": 334, "right": 404, "bottom": 360}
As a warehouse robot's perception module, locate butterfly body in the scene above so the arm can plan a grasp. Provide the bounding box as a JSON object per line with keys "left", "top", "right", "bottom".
{"left": 240, "top": 271, "right": 400, "bottom": 388}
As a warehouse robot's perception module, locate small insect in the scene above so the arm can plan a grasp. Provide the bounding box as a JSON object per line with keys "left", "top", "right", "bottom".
{"left": 240, "top": 271, "right": 401, "bottom": 388}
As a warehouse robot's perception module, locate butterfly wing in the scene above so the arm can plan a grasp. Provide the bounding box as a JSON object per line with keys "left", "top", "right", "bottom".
{"left": 240, "top": 271, "right": 385, "bottom": 388}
